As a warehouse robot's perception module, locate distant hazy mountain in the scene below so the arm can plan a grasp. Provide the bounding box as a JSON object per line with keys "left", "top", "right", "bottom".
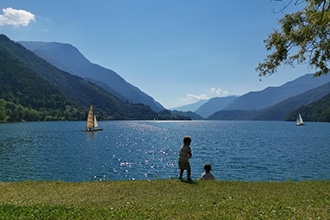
{"left": 178, "top": 74, "right": 330, "bottom": 119}
{"left": 171, "top": 100, "right": 208, "bottom": 112}
{"left": 207, "top": 74, "right": 330, "bottom": 121}
{"left": 224, "top": 74, "right": 330, "bottom": 110}
{"left": 195, "top": 96, "right": 237, "bottom": 118}
{"left": 19, "top": 41, "right": 164, "bottom": 112}
{"left": 254, "top": 82, "right": 330, "bottom": 120}
{"left": 208, "top": 82, "right": 330, "bottom": 121}
{"left": 170, "top": 96, "right": 237, "bottom": 118}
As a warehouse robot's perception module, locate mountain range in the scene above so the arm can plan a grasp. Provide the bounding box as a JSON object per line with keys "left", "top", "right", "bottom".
{"left": 0, "top": 34, "right": 189, "bottom": 122}
{"left": 174, "top": 74, "right": 330, "bottom": 120}
{"left": 17, "top": 38, "right": 330, "bottom": 122}
{"left": 1, "top": 33, "right": 329, "bottom": 122}
{"left": 209, "top": 82, "right": 330, "bottom": 121}
{"left": 224, "top": 74, "right": 330, "bottom": 111}
{"left": 18, "top": 41, "right": 164, "bottom": 112}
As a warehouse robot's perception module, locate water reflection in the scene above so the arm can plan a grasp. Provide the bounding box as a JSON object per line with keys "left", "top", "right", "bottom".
{"left": 0, "top": 121, "right": 329, "bottom": 182}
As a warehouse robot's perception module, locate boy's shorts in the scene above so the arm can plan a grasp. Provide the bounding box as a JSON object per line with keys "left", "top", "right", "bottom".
{"left": 178, "top": 161, "right": 190, "bottom": 170}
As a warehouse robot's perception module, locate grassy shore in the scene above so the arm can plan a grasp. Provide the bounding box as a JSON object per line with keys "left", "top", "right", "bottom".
{"left": 0, "top": 180, "right": 329, "bottom": 219}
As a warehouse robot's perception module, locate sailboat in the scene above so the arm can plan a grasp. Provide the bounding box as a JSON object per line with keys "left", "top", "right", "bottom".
{"left": 296, "top": 113, "right": 304, "bottom": 126}
{"left": 82, "top": 104, "right": 103, "bottom": 132}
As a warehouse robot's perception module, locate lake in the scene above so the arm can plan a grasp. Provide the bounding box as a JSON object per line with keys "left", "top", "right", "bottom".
{"left": 0, "top": 120, "right": 329, "bottom": 182}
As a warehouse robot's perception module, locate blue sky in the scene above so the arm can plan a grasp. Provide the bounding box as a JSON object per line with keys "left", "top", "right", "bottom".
{"left": 0, "top": 1, "right": 310, "bottom": 108}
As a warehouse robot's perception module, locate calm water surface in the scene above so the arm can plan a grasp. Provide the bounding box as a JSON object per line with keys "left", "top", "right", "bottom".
{"left": 0, "top": 120, "right": 329, "bottom": 182}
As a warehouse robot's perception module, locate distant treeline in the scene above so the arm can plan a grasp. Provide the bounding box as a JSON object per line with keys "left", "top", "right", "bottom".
{"left": 0, "top": 99, "right": 191, "bottom": 123}
{"left": 0, "top": 99, "right": 84, "bottom": 122}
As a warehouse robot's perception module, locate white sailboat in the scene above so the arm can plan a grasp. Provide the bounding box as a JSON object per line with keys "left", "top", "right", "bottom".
{"left": 82, "top": 104, "right": 103, "bottom": 132}
{"left": 296, "top": 113, "right": 304, "bottom": 126}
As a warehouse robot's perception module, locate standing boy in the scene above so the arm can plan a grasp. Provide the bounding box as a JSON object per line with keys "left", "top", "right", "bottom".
{"left": 178, "top": 136, "right": 192, "bottom": 181}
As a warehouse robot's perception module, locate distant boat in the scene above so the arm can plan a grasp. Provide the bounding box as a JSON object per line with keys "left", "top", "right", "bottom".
{"left": 296, "top": 113, "right": 304, "bottom": 126}
{"left": 82, "top": 104, "right": 103, "bottom": 132}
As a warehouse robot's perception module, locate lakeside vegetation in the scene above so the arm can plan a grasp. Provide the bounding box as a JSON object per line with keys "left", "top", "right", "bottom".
{"left": 0, "top": 180, "right": 329, "bottom": 219}
{"left": 0, "top": 99, "right": 191, "bottom": 123}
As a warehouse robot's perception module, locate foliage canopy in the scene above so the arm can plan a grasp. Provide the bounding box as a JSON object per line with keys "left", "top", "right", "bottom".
{"left": 257, "top": 0, "right": 330, "bottom": 77}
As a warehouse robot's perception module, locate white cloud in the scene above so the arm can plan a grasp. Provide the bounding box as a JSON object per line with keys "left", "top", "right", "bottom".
{"left": 0, "top": 7, "right": 36, "bottom": 27}
{"left": 179, "top": 93, "right": 209, "bottom": 103}
{"left": 187, "top": 93, "right": 209, "bottom": 101}
{"left": 178, "top": 87, "right": 229, "bottom": 104}
{"left": 209, "top": 87, "right": 228, "bottom": 96}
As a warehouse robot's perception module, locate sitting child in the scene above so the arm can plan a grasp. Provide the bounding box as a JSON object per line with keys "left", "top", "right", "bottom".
{"left": 200, "top": 163, "right": 215, "bottom": 180}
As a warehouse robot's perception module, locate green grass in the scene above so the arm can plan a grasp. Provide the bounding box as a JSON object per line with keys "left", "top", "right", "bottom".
{"left": 0, "top": 180, "right": 329, "bottom": 219}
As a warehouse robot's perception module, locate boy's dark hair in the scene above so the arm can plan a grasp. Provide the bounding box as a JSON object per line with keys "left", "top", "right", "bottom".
{"left": 183, "top": 136, "right": 191, "bottom": 145}
{"left": 204, "top": 163, "right": 212, "bottom": 172}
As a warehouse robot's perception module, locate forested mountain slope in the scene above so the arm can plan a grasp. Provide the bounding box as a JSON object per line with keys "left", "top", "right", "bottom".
{"left": 285, "top": 93, "right": 330, "bottom": 122}
{"left": 19, "top": 41, "right": 164, "bottom": 112}
{"left": 0, "top": 34, "right": 176, "bottom": 121}
{"left": 224, "top": 74, "right": 330, "bottom": 110}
